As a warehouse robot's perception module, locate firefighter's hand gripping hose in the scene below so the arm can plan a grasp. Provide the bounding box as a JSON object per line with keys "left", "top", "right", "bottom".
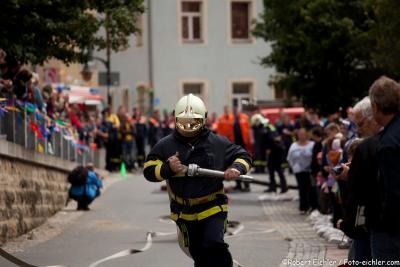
{"left": 186, "top": 164, "right": 255, "bottom": 182}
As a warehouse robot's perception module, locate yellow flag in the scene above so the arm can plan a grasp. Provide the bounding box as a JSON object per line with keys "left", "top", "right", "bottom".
{"left": 38, "top": 143, "right": 43, "bottom": 153}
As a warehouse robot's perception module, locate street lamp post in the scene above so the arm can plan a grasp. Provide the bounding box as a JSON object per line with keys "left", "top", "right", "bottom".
{"left": 81, "top": 26, "right": 112, "bottom": 106}
{"left": 105, "top": 28, "right": 112, "bottom": 106}
{"left": 82, "top": 54, "right": 112, "bottom": 106}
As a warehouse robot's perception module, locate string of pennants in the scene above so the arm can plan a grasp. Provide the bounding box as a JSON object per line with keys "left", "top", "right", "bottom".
{"left": 0, "top": 98, "right": 97, "bottom": 155}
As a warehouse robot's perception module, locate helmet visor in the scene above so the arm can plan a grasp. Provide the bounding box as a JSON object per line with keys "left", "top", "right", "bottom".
{"left": 176, "top": 118, "right": 203, "bottom": 136}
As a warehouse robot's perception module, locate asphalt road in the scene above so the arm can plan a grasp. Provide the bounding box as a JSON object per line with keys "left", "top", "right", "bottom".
{"left": 1, "top": 173, "right": 288, "bottom": 267}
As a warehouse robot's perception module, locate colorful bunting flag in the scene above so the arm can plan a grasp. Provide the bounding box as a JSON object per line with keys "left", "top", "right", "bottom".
{"left": 38, "top": 143, "right": 43, "bottom": 153}
{"left": 0, "top": 106, "right": 8, "bottom": 117}
{"left": 89, "top": 143, "right": 97, "bottom": 151}
{"left": 1, "top": 99, "right": 94, "bottom": 154}
{"left": 30, "top": 121, "right": 44, "bottom": 140}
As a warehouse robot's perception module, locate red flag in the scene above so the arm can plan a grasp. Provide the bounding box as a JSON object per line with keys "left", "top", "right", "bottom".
{"left": 30, "top": 121, "right": 44, "bottom": 140}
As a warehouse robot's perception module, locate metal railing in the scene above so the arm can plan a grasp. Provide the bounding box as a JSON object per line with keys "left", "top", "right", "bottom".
{"left": 0, "top": 110, "right": 100, "bottom": 167}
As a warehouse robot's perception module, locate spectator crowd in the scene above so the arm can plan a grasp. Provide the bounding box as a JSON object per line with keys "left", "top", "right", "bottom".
{"left": 1, "top": 48, "right": 399, "bottom": 263}
{"left": 240, "top": 77, "right": 400, "bottom": 265}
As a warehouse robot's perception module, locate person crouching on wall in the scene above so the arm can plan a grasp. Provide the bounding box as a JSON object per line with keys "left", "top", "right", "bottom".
{"left": 68, "top": 165, "right": 103, "bottom": 211}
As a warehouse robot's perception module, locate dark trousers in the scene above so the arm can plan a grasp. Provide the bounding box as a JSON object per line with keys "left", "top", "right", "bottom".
{"left": 268, "top": 164, "right": 287, "bottom": 191}
{"left": 70, "top": 195, "right": 94, "bottom": 210}
{"left": 122, "top": 141, "right": 134, "bottom": 170}
{"left": 105, "top": 143, "right": 111, "bottom": 171}
{"left": 295, "top": 172, "right": 312, "bottom": 212}
{"left": 177, "top": 212, "right": 232, "bottom": 267}
{"left": 351, "top": 236, "right": 372, "bottom": 264}
{"left": 309, "top": 176, "right": 319, "bottom": 210}
{"left": 136, "top": 137, "right": 146, "bottom": 167}
{"left": 371, "top": 231, "right": 400, "bottom": 265}
{"left": 253, "top": 146, "right": 266, "bottom": 173}
{"left": 109, "top": 140, "right": 122, "bottom": 171}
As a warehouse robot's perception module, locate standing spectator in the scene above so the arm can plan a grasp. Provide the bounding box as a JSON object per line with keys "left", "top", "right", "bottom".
{"left": 45, "top": 91, "right": 57, "bottom": 118}
{"left": 55, "top": 86, "right": 68, "bottom": 114}
{"left": 324, "top": 135, "right": 348, "bottom": 225}
{"left": 265, "top": 126, "right": 288, "bottom": 193}
{"left": 134, "top": 110, "right": 147, "bottom": 168}
{"left": 94, "top": 115, "right": 110, "bottom": 149}
{"left": 30, "top": 72, "right": 44, "bottom": 111}
{"left": 251, "top": 114, "right": 268, "bottom": 173}
{"left": 148, "top": 110, "right": 162, "bottom": 148}
{"left": 295, "top": 112, "right": 315, "bottom": 130}
{"left": 216, "top": 106, "right": 234, "bottom": 142}
{"left": 104, "top": 107, "right": 120, "bottom": 171}
{"left": 78, "top": 118, "right": 90, "bottom": 144}
{"left": 67, "top": 104, "right": 82, "bottom": 130}
{"left": 287, "top": 128, "right": 315, "bottom": 214}
{"left": 321, "top": 123, "right": 341, "bottom": 178}
{"left": 275, "top": 113, "right": 295, "bottom": 172}
{"left": 14, "top": 68, "right": 32, "bottom": 100}
{"left": 86, "top": 115, "right": 97, "bottom": 144}
{"left": 232, "top": 107, "right": 251, "bottom": 192}
{"left": 161, "top": 110, "right": 173, "bottom": 137}
{"left": 340, "top": 118, "right": 358, "bottom": 163}
{"left": 95, "top": 110, "right": 113, "bottom": 171}
{"left": 336, "top": 97, "right": 382, "bottom": 263}
{"left": 120, "top": 111, "right": 135, "bottom": 171}
{"left": 206, "top": 111, "right": 218, "bottom": 133}
{"left": 310, "top": 127, "right": 324, "bottom": 210}
{"left": 369, "top": 76, "right": 400, "bottom": 262}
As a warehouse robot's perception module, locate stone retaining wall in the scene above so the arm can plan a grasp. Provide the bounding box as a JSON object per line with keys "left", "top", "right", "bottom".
{"left": 0, "top": 140, "right": 76, "bottom": 245}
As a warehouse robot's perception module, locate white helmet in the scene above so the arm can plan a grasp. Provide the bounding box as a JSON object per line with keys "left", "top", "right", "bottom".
{"left": 251, "top": 113, "right": 269, "bottom": 127}
{"left": 174, "top": 94, "right": 207, "bottom": 137}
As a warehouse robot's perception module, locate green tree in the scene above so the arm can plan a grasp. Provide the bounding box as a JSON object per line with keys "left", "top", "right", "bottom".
{"left": 372, "top": 0, "right": 400, "bottom": 77}
{"left": 0, "top": 0, "right": 144, "bottom": 65}
{"left": 254, "top": 0, "right": 382, "bottom": 114}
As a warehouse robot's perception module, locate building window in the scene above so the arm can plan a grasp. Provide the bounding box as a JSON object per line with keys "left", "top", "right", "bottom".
{"left": 181, "top": 1, "right": 203, "bottom": 43}
{"left": 232, "top": 82, "right": 253, "bottom": 110}
{"left": 231, "top": 1, "right": 252, "bottom": 42}
{"left": 183, "top": 82, "right": 204, "bottom": 97}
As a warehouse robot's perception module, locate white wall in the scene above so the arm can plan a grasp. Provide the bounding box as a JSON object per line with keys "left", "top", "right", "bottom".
{"left": 94, "top": 4, "right": 150, "bottom": 112}
{"left": 150, "top": 0, "right": 275, "bottom": 115}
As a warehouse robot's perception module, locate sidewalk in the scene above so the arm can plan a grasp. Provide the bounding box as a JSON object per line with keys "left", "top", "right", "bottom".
{"left": 252, "top": 173, "right": 348, "bottom": 267}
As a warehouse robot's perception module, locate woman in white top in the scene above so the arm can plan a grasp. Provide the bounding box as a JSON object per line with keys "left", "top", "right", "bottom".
{"left": 287, "top": 128, "right": 315, "bottom": 213}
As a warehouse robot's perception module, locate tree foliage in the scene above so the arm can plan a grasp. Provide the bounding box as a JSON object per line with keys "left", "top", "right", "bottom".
{"left": 0, "top": 0, "right": 144, "bottom": 65}
{"left": 254, "top": 0, "right": 390, "bottom": 114}
{"left": 372, "top": 0, "right": 400, "bottom": 77}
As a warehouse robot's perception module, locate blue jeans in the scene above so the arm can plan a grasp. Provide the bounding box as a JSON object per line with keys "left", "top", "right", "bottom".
{"left": 370, "top": 231, "right": 400, "bottom": 266}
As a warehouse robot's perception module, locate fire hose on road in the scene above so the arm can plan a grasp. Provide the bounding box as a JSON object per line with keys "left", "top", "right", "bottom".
{"left": 0, "top": 165, "right": 283, "bottom": 267}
